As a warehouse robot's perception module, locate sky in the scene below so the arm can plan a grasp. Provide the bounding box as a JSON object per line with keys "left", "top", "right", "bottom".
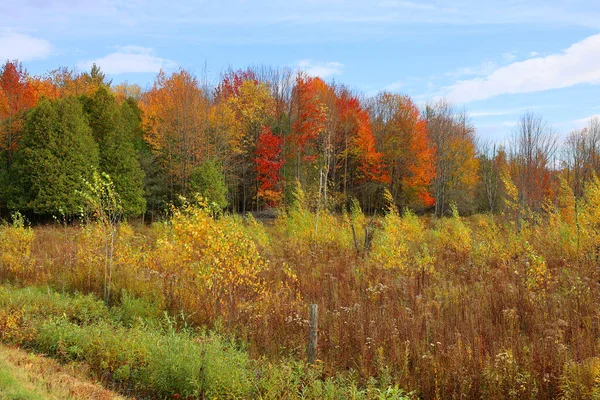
{"left": 1, "top": 0, "right": 599, "bottom": 142}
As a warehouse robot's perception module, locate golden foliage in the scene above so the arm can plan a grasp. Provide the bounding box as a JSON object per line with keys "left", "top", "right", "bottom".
{"left": 0, "top": 214, "right": 35, "bottom": 282}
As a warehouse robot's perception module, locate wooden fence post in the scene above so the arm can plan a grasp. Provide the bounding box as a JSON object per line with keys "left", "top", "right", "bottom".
{"left": 308, "top": 304, "right": 318, "bottom": 365}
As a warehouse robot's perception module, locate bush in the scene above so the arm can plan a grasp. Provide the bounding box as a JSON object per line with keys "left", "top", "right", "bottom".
{"left": 0, "top": 212, "right": 35, "bottom": 282}
{"left": 0, "top": 284, "right": 411, "bottom": 399}
{"left": 0, "top": 285, "right": 252, "bottom": 398}
{"left": 35, "top": 318, "right": 252, "bottom": 398}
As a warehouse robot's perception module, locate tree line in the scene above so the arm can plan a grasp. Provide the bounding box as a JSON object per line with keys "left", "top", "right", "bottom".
{"left": 0, "top": 60, "right": 595, "bottom": 219}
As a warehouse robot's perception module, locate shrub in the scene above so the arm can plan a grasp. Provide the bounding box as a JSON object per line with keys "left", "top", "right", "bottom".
{"left": 0, "top": 212, "right": 35, "bottom": 282}
{"left": 0, "top": 284, "right": 412, "bottom": 399}
{"left": 149, "top": 201, "right": 267, "bottom": 324}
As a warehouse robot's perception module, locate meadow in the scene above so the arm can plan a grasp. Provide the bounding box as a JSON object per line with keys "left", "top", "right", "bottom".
{"left": 0, "top": 180, "right": 599, "bottom": 399}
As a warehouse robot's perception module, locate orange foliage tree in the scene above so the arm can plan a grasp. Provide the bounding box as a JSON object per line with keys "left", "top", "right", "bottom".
{"left": 334, "top": 89, "right": 388, "bottom": 205}
{"left": 0, "top": 88, "right": 7, "bottom": 122}
{"left": 0, "top": 61, "right": 37, "bottom": 165}
{"left": 289, "top": 75, "right": 337, "bottom": 206}
{"left": 290, "top": 80, "right": 388, "bottom": 208}
{"left": 370, "top": 92, "right": 435, "bottom": 208}
{"left": 425, "top": 101, "right": 479, "bottom": 216}
{"left": 141, "top": 69, "right": 210, "bottom": 199}
{"left": 291, "top": 75, "right": 328, "bottom": 167}
{"left": 28, "top": 76, "right": 60, "bottom": 101}
{"left": 45, "top": 66, "right": 105, "bottom": 98}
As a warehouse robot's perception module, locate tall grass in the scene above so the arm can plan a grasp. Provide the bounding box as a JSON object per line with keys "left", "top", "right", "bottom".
{"left": 2, "top": 183, "right": 600, "bottom": 398}
{"left": 0, "top": 285, "right": 411, "bottom": 399}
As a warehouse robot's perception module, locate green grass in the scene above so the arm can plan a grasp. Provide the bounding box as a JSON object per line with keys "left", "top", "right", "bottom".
{"left": 0, "top": 284, "right": 412, "bottom": 399}
{"left": 0, "top": 363, "right": 48, "bottom": 400}
{"left": 0, "top": 344, "right": 126, "bottom": 400}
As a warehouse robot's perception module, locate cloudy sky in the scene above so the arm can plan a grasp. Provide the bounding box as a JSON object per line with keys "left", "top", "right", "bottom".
{"left": 1, "top": 0, "right": 599, "bottom": 141}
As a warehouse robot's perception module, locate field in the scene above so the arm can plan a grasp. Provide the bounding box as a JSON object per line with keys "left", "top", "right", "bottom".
{"left": 1, "top": 185, "right": 600, "bottom": 400}
{"left": 2, "top": 1, "right": 598, "bottom": 399}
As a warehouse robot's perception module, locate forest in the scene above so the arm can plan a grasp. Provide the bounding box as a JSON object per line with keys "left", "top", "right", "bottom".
{"left": 1, "top": 59, "right": 597, "bottom": 220}
{"left": 2, "top": 59, "right": 600, "bottom": 399}
{"left": 0, "top": 59, "right": 572, "bottom": 220}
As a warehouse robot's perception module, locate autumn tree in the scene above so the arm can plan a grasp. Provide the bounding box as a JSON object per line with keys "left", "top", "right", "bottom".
{"left": 564, "top": 117, "right": 600, "bottom": 198}
{"left": 0, "top": 87, "right": 7, "bottom": 118}
{"left": 141, "top": 69, "right": 211, "bottom": 200}
{"left": 289, "top": 75, "right": 343, "bottom": 211}
{"left": 0, "top": 61, "right": 37, "bottom": 166}
{"left": 205, "top": 98, "right": 236, "bottom": 183}
{"left": 369, "top": 92, "right": 435, "bottom": 209}
{"left": 509, "top": 111, "right": 558, "bottom": 213}
{"left": 289, "top": 80, "right": 388, "bottom": 210}
{"left": 112, "top": 82, "right": 143, "bottom": 102}
{"left": 333, "top": 88, "right": 388, "bottom": 209}
{"left": 251, "top": 65, "right": 294, "bottom": 134}
{"left": 255, "top": 126, "right": 284, "bottom": 207}
{"left": 475, "top": 141, "right": 507, "bottom": 213}
{"left": 28, "top": 75, "right": 60, "bottom": 101}
{"left": 424, "top": 100, "right": 479, "bottom": 216}
{"left": 46, "top": 66, "right": 105, "bottom": 98}
{"left": 290, "top": 75, "right": 329, "bottom": 194}
{"left": 216, "top": 70, "right": 275, "bottom": 212}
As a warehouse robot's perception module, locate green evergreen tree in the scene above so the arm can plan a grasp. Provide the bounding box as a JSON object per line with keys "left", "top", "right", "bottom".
{"left": 83, "top": 63, "right": 112, "bottom": 88}
{"left": 0, "top": 152, "right": 9, "bottom": 210}
{"left": 121, "top": 96, "right": 168, "bottom": 219}
{"left": 189, "top": 159, "right": 229, "bottom": 211}
{"left": 83, "top": 87, "right": 146, "bottom": 216}
{"left": 16, "top": 97, "right": 99, "bottom": 215}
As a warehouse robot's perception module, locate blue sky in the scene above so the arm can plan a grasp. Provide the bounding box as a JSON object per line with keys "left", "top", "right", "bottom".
{"left": 1, "top": 0, "right": 599, "bottom": 142}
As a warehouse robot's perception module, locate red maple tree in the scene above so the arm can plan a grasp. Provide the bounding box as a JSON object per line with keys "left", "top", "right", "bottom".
{"left": 255, "top": 126, "right": 284, "bottom": 207}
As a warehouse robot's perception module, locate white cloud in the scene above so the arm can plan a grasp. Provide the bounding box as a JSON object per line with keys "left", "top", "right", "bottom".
{"left": 297, "top": 60, "right": 343, "bottom": 78}
{"left": 77, "top": 46, "right": 175, "bottom": 75}
{"left": 470, "top": 106, "right": 539, "bottom": 118}
{"left": 573, "top": 114, "right": 600, "bottom": 128}
{"left": 0, "top": 31, "right": 52, "bottom": 61}
{"left": 442, "top": 33, "right": 600, "bottom": 103}
{"left": 445, "top": 60, "right": 497, "bottom": 79}
{"left": 502, "top": 52, "right": 516, "bottom": 62}
{"left": 470, "top": 110, "right": 514, "bottom": 118}
{"left": 384, "top": 81, "right": 404, "bottom": 92}
{"left": 378, "top": 1, "right": 436, "bottom": 10}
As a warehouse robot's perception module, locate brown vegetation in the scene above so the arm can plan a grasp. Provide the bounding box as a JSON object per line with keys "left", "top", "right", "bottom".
{"left": 2, "top": 181, "right": 600, "bottom": 398}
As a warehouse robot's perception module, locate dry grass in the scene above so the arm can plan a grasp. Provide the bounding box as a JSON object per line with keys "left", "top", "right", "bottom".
{"left": 3, "top": 195, "right": 600, "bottom": 398}
{"left": 0, "top": 344, "right": 128, "bottom": 400}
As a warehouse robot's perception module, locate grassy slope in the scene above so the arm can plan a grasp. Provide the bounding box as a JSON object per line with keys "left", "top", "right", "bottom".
{"left": 0, "top": 344, "right": 127, "bottom": 400}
